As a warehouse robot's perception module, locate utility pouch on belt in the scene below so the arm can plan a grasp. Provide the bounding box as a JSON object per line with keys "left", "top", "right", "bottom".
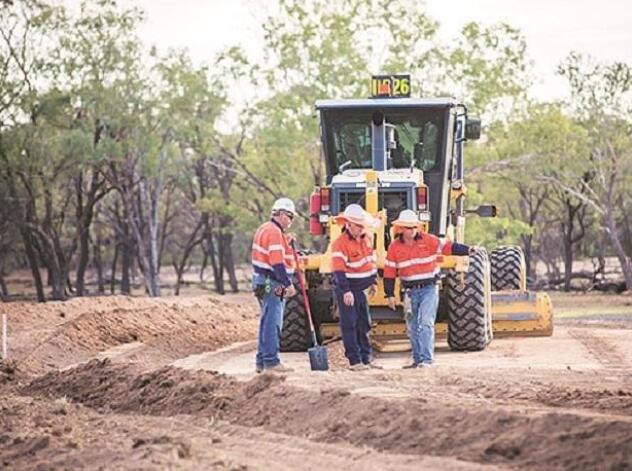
{"left": 403, "top": 290, "right": 413, "bottom": 321}
{"left": 254, "top": 284, "right": 266, "bottom": 299}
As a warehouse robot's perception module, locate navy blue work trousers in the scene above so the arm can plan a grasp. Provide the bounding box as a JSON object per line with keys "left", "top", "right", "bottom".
{"left": 336, "top": 289, "right": 372, "bottom": 366}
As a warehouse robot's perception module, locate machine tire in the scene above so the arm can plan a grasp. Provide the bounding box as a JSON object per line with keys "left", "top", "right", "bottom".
{"left": 280, "top": 291, "right": 311, "bottom": 352}
{"left": 490, "top": 246, "right": 526, "bottom": 291}
{"left": 447, "top": 248, "right": 493, "bottom": 351}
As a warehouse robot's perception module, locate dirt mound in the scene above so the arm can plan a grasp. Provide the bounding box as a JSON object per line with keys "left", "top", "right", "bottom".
{"left": 25, "top": 359, "right": 283, "bottom": 416}
{"left": 24, "top": 360, "right": 632, "bottom": 470}
{"left": 9, "top": 295, "right": 258, "bottom": 374}
{"left": 0, "top": 393, "right": 236, "bottom": 471}
{"left": 433, "top": 371, "right": 632, "bottom": 416}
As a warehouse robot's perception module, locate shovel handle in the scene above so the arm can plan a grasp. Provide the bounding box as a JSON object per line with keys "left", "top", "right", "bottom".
{"left": 290, "top": 240, "right": 318, "bottom": 345}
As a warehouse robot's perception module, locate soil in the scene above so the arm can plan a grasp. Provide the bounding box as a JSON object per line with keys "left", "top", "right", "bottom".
{"left": 1, "top": 293, "right": 632, "bottom": 470}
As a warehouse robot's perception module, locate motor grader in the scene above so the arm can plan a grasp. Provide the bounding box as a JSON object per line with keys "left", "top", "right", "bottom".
{"left": 281, "top": 74, "right": 553, "bottom": 353}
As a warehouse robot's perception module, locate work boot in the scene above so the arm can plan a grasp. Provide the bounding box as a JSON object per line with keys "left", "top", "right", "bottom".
{"left": 402, "top": 362, "right": 420, "bottom": 369}
{"left": 364, "top": 362, "right": 383, "bottom": 370}
{"left": 348, "top": 363, "right": 369, "bottom": 371}
{"left": 419, "top": 362, "right": 433, "bottom": 368}
{"left": 264, "top": 363, "right": 294, "bottom": 373}
{"left": 255, "top": 365, "right": 264, "bottom": 374}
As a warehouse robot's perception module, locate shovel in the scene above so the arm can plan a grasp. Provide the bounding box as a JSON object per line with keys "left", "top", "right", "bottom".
{"left": 291, "top": 241, "right": 329, "bottom": 371}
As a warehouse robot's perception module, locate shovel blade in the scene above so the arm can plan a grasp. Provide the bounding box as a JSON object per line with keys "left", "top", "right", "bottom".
{"left": 308, "top": 345, "right": 329, "bottom": 371}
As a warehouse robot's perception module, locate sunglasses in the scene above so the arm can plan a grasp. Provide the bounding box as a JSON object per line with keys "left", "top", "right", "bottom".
{"left": 282, "top": 211, "right": 294, "bottom": 220}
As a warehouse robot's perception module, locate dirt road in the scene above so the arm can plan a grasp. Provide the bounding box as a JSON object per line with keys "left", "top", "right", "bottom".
{"left": 1, "top": 294, "right": 631, "bottom": 470}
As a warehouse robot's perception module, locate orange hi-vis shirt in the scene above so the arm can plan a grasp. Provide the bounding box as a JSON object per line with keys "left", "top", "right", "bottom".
{"left": 331, "top": 232, "right": 377, "bottom": 293}
{"left": 383, "top": 233, "right": 458, "bottom": 296}
{"left": 251, "top": 220, "right": 295, "bottom": 287}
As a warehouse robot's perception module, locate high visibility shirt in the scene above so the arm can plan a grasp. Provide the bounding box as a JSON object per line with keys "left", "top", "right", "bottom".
{"left": 383, "top": 233, "right": 469, "bottom": 296}
{"left": 331, "top": 231, "right": 377, "bottom": 293}
{"left": 251, "top": 219, "right": 295, "bottom": 287}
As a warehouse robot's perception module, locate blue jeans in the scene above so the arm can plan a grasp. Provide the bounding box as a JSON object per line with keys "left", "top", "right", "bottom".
{"left": 336, "top": 289, "right": 372, "bottom": 365}
{"left": 407, "top": 284, "right": 439, "bottom": 364}
{"left": 252, "top": 273, "right": 286, "bottom": 369}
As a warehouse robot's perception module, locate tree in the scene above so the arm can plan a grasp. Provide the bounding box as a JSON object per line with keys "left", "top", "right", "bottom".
{"left": 549, "top": 53, "right": 632, "bottom": 291}
{"left": 479, "top": 104, "right": 589, "bottom": 285}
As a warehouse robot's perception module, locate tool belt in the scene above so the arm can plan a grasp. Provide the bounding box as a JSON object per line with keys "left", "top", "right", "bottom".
{"left": 254, "top": 277, "right": 286, "bottom": 299}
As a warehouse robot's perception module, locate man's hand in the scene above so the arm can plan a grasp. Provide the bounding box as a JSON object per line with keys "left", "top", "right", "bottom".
{"left": 285, "top": 284, "right": 297, "bottom": 298}
{"left": 343, "top": 291, "right": 354, "bottom": 306}
{"left": 368, "top": 284, "right": 377, "bottom": 297}
{"left": 387, "top": 296, "right": 397, "bottom": 311}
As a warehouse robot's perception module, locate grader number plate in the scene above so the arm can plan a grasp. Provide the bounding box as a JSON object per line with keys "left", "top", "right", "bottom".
{"left": 370, "top": 74, "right": 411, "bottom": 98}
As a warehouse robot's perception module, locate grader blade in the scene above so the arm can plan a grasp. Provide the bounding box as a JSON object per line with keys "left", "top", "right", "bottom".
{"left": 491, "top": 290, "right": 553, "bottom": 337}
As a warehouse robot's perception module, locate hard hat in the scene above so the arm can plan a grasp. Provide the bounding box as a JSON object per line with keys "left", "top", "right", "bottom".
{"left": 271, "top": 197, "right": 296, "bottom": 215}
{"left": 392, "top": 209, "right": 421, "bottom": 229}
{"left": 334, "top": 204, "right": 379, "bottom": 228}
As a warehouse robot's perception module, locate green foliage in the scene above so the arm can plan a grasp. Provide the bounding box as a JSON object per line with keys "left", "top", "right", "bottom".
{"left": 3, "top": 0, "right": 632, "bottom": 293}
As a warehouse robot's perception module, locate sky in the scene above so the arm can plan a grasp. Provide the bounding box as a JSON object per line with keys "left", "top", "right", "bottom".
{"left": 65, "top": 0, "right": 632, "bottom": 102}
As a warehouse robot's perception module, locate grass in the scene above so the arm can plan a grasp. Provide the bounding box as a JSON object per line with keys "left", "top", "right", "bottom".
{"left": 548, "top": 291, "right": 632, "bottom": 319}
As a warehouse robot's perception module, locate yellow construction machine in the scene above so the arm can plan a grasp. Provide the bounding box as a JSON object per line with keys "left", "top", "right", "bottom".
{"left": 281, "top": 75, "right": 553, "bottom": 352}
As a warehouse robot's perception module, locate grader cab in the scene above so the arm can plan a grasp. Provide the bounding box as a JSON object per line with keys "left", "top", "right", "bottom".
{"left": 281, "top": 75, "right": 553, "bottom": 352}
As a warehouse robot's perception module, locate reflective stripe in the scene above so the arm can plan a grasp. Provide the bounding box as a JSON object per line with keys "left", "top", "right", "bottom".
{"left": 332, "top": 251, "right": 347, "bottom": 261}
{"left": 401, "top": 269, "right": 439, "bottom": 281}
{"left": 346, "top": 269, "right": 377, "bottom": 279}
{"left": 397, "top": 255, "right": 436, "bottom": 268}
{"left": 252, "top": 243, "right": 268, "bottom": 254}
{"left": 252, "top": 260, "right": 273, "bottom": 270}
{"left": 251, "top": 221, "right": 294, "bottom": 276}
{"left": 385, "top": 259, "right": 397, "bottom": 268}
{"left": 346, "top": 255, "right": 376, "bottom": 268}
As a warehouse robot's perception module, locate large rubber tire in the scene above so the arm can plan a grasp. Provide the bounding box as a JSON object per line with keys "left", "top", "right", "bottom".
{"left": 446, "top": 248, "right": 493, "bottom": 351}
{"left": 280, "top": 291, "right": 311, "bottom": 352}
{"left": 490, "top": 245, "right": 526, "bottom": 291}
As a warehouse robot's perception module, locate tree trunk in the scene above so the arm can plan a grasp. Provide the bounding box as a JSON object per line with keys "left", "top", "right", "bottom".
{"left": 121, "top": 235, "right": 133, "bottom": 295}
{"left": 146, "top": 182, "right": 161, "bottom": 297}
{"left": 131, "top": 179, "right": 161, "bottom": 297}
{"left": 200, "top": 251, "right": 208, "bottom": 283}
{"left": 174, "top": 221, "right": 203, "bottom": 296}
{"left": 20, "top": 228, "right": 45, "bottom": 302}
{"left": 93, "top": 233, "right": 104, "bottom": 294}
{"left": 75, "top": 225, "right": 91, "bottom": 296}
{"left": 205, "top": 232, "right": 223, "bottom": 295}
{"left": 48, "top": 264, "right": 66, "bottom": 301}
{"left": 562, "top": 237, "right": 573, "bottom": 292}
{"left": 604, "top": 210, "right": 632, "bottom": 291}
{"left": 0, "top": 273, "right": 8, "bottom": 301}
{"left": 520, "top": 233, "right": 534, "bottom": 279}
{"left": 110, "top": 236, "right": 119, "bottom": 294}
{"left": 222, "top": 232, "right": 239, "bottom": 293}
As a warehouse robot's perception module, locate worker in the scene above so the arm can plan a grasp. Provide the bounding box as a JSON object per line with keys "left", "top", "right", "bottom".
{"left": 332, "top": 204, "right": 380, "bottom": 371}
{"left": 384, "top": 209, "right": 476, "bottom": 368}
{"left": 251, "top": 197, "right": 298, "bottom": 373}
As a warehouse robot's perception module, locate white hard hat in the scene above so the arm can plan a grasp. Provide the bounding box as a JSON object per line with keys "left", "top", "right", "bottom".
{"left": 334, "top": 204, "right": 379, "bottom": 228}
{"left": 271, "top": 197, "right": 296, "bottom": 215}
{"left": 393, "top": 209, "right": 421, "bottom": 228}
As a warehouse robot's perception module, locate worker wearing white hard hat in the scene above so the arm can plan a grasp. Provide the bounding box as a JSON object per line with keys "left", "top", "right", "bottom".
{"left": 250, "top": 197, "right": 298, "bottom": 373}
{"left": 331, "top": 204, "right": 380, "bottom": 370}
{"left": 384, "top": 209, "right": 476, "bottom": 368}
